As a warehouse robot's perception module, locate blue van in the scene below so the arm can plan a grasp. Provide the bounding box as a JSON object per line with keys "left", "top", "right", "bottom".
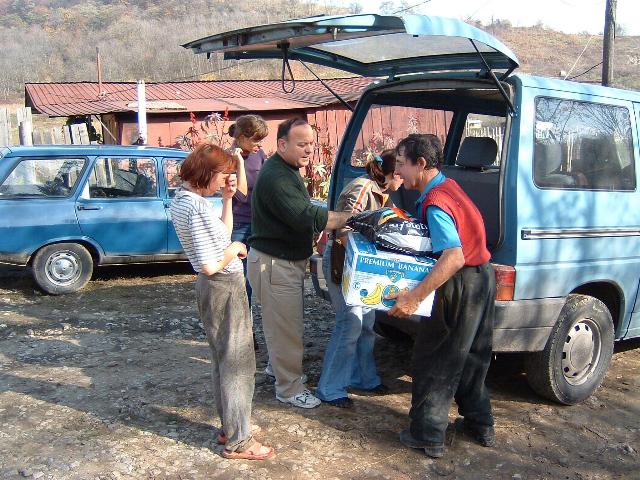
{"left": 0, "top": 145, "right": 221, "bottom": 294}
{"left": 184, "top": 14, "right": 640, "bottom": 404}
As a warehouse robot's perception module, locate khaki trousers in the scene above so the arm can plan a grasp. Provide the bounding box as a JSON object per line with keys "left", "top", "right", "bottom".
{"left": 248, "top": 248, "right": 307, "bottom": 398}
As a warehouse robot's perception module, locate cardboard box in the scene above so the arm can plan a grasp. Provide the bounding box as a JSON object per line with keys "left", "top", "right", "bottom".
{"left": 342, "top": 232, "right": 437, "bottom": 316}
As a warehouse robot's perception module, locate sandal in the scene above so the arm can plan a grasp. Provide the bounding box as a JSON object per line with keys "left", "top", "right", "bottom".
{"left": 222, "top": 442, "right": 275, "bottom": 461}
{"left": 217, "top": 425, "right": 262, "bottom": 445}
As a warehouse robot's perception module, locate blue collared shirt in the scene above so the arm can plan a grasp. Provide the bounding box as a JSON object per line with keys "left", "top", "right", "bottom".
{"left": 415, "top": 172, "right": 461, "bottom": 254}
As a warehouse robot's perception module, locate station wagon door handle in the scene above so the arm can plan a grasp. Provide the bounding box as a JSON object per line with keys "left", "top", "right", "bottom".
{"left": 77, "top": 205, "right": 102, "bottom": 211}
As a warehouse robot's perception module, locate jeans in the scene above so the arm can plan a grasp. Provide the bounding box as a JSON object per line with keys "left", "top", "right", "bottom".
{"left": 195, "top": 272, "right": 255, "bottom": 452}
{"left": 409, "top": 263, "right": 496, "bottom": 445}
{"left": 231, "top": 222, "right": 252, "bottom": 307}
{"left": 316, "top": 241, "right": 381, "bottom": 401}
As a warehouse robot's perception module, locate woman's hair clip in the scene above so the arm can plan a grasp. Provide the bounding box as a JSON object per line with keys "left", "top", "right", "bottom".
{"left": 374, "top": 155, "right": 383, "bottom": 165}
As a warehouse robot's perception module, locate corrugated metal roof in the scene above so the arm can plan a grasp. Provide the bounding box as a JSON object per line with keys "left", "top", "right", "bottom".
{"left": 25, "top": 78, "right": 374, "bottom": 117}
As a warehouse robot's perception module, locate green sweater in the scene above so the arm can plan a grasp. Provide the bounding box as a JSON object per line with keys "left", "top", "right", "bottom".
{"left": 249, "top": 153, "right": 328, "bottom": 260}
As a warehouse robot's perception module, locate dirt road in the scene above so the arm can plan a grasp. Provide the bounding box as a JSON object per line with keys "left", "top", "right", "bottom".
{"left": 0, "top": 264, "right": 638, "bottom": 479}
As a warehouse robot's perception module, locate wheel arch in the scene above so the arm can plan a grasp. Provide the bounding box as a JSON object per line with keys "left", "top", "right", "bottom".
{"left": 27, "top": 237, "right": 104, "bottom": 266}
{"left": 570, "top": 281, "right": 624, "bottom": 337}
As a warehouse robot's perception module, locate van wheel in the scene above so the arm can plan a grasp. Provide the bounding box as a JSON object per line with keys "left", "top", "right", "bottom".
{"left": 32, "top": 243, "right": 93, "bottom": 295}
{"left": 524, "top": 294, "right": 614, "bottom": 405}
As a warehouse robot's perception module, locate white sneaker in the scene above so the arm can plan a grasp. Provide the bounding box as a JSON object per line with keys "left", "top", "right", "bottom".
{"left": 264, "top": 364, "right": 308, "bottom": 384}
{"left": 276, "top": 389, "right": 321, "bottom": 409}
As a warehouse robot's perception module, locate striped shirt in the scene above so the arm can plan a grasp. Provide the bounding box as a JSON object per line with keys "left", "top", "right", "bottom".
{"left": 170, "top": 189, "right": 243, "bottom": 274}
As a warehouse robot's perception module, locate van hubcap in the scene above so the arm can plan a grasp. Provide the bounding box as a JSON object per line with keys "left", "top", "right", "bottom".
{"left": 45, "top": 251, "right": 81, "bottom": 286}
{"left": 561, "top": 318, "right": 601, "bottom": 386}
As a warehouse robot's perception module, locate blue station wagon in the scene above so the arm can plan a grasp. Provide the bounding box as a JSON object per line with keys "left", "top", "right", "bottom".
{"left": 185, "top": 14, "right": 640, "bottom": 405}
{"left": 0, "top": 145, "right": 221, "bottom": 294}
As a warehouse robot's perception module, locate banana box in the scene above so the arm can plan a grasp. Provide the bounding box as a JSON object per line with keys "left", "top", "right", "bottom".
{"left": 341, "top": 232, "right": 437, "bottom": 316}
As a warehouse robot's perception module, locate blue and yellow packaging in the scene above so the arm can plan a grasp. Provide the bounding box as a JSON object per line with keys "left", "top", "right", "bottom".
{"left": 341, "top": 232, "right": 437, "bottom": 316}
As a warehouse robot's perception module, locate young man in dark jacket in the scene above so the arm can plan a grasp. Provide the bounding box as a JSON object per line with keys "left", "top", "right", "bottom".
{"left": 388, "top": 133, "right": 496, "bottom": 458}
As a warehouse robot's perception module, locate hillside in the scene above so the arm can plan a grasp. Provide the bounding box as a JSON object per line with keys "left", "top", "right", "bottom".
{"left": 0, "top": 0, "right": 638, "bottom": 101}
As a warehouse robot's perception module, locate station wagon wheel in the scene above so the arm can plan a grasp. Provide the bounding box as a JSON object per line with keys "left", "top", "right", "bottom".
{"left": 524, "top": 294, "right": 614, "bottom": 405}
{"left": 32, "top": 243, "right": 94, "bottom": 295}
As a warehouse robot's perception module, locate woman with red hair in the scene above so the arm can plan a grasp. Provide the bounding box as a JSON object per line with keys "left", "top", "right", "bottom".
{"left": 170, "top": 143, "right": 274, "bottom": 460}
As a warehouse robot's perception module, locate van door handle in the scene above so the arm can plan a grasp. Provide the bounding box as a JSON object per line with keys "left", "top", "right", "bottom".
{"left": 77, "top": 205, "right": 102, "bottom": 211}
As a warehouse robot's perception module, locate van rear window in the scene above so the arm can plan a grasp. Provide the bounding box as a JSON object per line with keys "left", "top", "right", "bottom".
{"left": 534, "top": 97, "right": 636, "bottom": 191}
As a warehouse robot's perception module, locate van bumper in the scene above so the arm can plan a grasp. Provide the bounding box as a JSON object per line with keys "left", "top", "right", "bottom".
{"left": 310, "top": 253, "right": 566, "bottom": 353}
{"left": 374, "top": 298, "right": 566, "bottom": 352}
{"left": 492, "top": 298, "right": 565, "bottom": 352}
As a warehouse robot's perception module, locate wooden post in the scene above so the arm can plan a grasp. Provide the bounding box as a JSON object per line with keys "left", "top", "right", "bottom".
{"left": 17, "top": 107, "right": 33, "bottom": 146}
{"left": 78, "top": 124, "right": 90, "bottom": 144}
{"left": 602, "top": 0, "right": 617, "bottom": 86}
{"left": 0, "top": 108, "right": 9, "bottom": 147}
{"left": 63, "top": 125, "right": 72, "bottom": 144}
{"left": 32, "top": 130, "right": 44, "bottom": 145}
{"left": 70, "top": 124, "right": 81, "bottom": 144}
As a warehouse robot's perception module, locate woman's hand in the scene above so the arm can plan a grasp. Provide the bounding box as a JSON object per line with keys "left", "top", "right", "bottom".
{"left": 231, "top": 241, "right": 247, "bottom": 259}
{"left": 222, "top": 174, "right": 238, "bottom": 199}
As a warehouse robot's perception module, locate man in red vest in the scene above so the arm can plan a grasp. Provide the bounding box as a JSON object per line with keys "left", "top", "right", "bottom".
{"left": 387, "top": 133, "right": 496, "bottom": 458}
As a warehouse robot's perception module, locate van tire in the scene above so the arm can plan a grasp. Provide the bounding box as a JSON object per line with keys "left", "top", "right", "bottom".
{"left": 32, "top": 243, "right": 94, "bottom": 295}
{"left": 524, "top": 294, "right": 614, "bottom": 405}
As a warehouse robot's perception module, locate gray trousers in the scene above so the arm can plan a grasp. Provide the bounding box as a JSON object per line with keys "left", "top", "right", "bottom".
{"left": 195, "top": 272, "right": 256, "bottom": 451}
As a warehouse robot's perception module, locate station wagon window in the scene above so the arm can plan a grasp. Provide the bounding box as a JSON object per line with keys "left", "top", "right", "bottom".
{"left": 163, "top": 158, "right": 183, "bottom": 198}
{"left": 88, "top": 157, "right": 158, "bottom": 198}
{"left": 351, "top": 104, "right": 453, "bottom": 167}
{"left": 0, "top": 157, "right": 85, "bottom": 197}
{"left": 459, "top": 113, "right": 506, "bottom": 166}
{"left": 534, "top": 97, "right": 636, "bottom": 191}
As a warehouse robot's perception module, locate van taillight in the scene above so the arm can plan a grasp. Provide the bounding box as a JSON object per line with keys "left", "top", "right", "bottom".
{"left": 493, "top": 264, "right": 515, "bottom": 301}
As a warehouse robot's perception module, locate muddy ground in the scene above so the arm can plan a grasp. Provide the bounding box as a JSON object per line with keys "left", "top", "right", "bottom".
{"left": 0, "top": 264, "right": 638, "bottom": 480}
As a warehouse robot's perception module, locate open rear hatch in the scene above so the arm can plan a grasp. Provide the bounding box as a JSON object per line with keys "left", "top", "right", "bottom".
{"left": 183, "top": 14, "right": 519, "bottom": 79}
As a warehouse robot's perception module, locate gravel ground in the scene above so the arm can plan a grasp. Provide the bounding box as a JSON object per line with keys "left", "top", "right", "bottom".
{"left": 0, "top": 263, "right": 638, "bottom": 480}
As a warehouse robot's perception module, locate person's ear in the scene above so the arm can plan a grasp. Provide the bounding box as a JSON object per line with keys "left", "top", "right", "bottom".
{"left": 277, "top": 137, "right": 286, "bottom": 151}
{"left": 416, "top": 156, "right": 428, "bottom": 170}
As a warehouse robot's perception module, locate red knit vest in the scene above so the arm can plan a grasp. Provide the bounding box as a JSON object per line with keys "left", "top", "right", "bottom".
{"left": 420, "top": 178, "right": 491, "bottom": 266}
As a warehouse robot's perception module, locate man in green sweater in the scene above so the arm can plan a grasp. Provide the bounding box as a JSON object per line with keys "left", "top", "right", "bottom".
{"left": 248, "top": 118, "right": 351, "bottom": 408}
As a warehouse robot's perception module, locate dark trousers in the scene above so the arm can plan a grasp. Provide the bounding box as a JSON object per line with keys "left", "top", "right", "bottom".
{"left": 410, "top": 263, "right": 496, "bottom": 444}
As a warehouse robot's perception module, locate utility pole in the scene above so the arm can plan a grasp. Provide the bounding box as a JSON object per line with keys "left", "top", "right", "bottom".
{"left": 602, "top": 0, "right": 616, "bottom": 86}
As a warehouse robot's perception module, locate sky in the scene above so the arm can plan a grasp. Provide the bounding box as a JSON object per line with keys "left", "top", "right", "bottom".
{"left": 331, "top": 0, "right": 640, "bottom": 35}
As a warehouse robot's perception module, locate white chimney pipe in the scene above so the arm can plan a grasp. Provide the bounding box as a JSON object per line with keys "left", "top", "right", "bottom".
{"left": 136, "top": 80, "right": 147, "bottom": 144}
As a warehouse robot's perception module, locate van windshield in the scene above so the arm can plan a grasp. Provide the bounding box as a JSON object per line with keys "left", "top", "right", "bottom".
{"left": 0, "top": 157, "right": 86, "bottom": 198}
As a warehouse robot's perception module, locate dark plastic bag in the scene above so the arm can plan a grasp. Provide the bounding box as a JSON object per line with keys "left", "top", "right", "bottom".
{"left": 346, "top": 207, "right": 432, "bottom": 256}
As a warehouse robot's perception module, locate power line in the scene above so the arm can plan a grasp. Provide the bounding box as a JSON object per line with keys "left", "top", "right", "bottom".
{"left": 564, "top": 34, "right": 596, "bottom": 79}
{"left": 392, "top": 0, "right": 432, "bottom": 14}
{"left": 568, "top": 61, "right": 603, "bottom": 80}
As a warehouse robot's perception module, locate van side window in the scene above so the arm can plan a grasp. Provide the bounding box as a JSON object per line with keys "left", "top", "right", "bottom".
{"left": 89, "top": 157, "right": 158, "bottom": 198}
{"left": 534, "top": 97, "right": 636, "bottom": 191}
{"left": 350, "top": 104, "right": 453, "bottom": 167}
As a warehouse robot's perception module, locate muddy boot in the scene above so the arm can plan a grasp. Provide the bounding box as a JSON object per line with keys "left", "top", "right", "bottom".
{"left": 399, "top": 429, "right": 445, "bottom": 458}
{"left": 454, "top": 418, "right": 495, "bottom": 447}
